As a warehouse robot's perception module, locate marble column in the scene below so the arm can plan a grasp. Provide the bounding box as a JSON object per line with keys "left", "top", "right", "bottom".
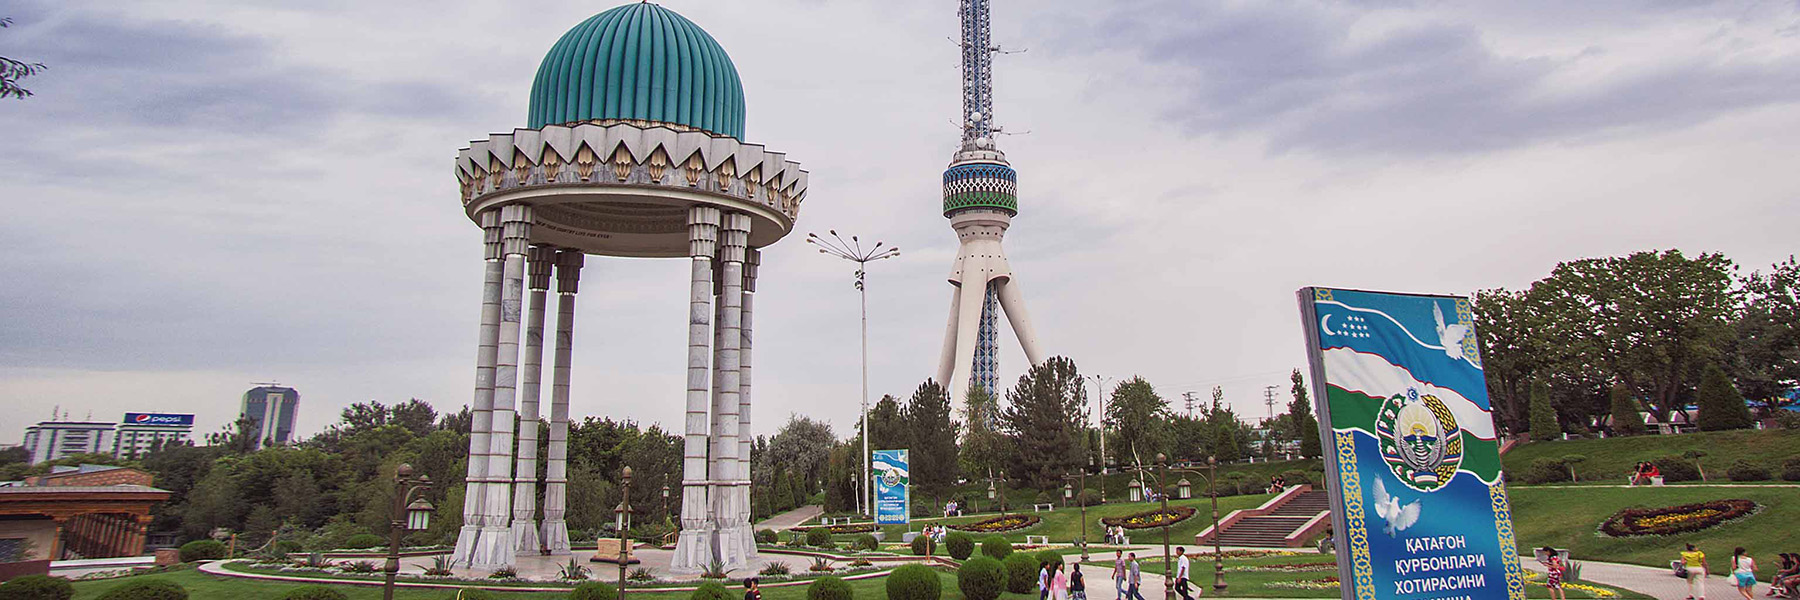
{"left": 511, "top": 245, "right": 554, "bottom": 554}
{"left": 737, "top": 247, "right": 759, "bottom": 558}
{"left": 540, "top": 249, "right": 583, "bottom": 555}
{"left": 474, "top": 204, "right": 532, "bottom": 568}
{"left": 672, "top": 206, "right": 720, "bottom": 573}
{"left": 453, "top": 210, "right": 504, "bottom": 567}
{"left": 709, "top": 212, "right": 750, "bottom": 568}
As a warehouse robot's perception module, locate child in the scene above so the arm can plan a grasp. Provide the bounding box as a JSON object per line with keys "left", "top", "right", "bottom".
{"left": 1541, "top": 546, "right": 1567, "bottom": 600}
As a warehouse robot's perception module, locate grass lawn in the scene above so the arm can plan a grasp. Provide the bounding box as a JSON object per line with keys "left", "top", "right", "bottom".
{"left": 871, "top": 495, "right": 1277, "bottom": 546}
{"left": 1501, "top": 429, "right": 1800, "bottom": 483}
{"left": 1508, "top": 485, "right": 1798, "bottom": 575}
{"left": 1100, "top": 552, "right": 1646, "bottom": 599}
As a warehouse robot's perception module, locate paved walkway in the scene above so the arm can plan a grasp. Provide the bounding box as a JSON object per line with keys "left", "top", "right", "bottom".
{"left": 755, "top": 505, "right": 824, "bottom": 531}
{"left": 1522, "top": 558, "right": 1750, "bottom": 600}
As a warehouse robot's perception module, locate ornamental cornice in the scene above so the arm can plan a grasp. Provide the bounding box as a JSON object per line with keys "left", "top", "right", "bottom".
{"left": 454, "top": 122, "right": 808, "bottom": 221}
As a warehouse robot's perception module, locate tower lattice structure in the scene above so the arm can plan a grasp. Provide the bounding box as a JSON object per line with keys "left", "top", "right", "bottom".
{"left": 936, "top": 0, "right": 1045, "bottom": 402}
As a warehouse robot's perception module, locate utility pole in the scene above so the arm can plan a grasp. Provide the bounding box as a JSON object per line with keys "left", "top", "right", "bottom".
{"left": 1182, "top": 392, "right": 1197, "bottom": 418}
{"left": 1264, "top": 385, "right": 1279, "bottom": 420}
{"left": 1089, "top": 374, "right": 1112, "bottom": 474}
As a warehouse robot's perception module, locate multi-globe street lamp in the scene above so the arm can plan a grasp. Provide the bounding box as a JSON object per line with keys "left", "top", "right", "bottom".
{"left": 1061, "top": 458, "right": 1094, "bottom": 561}
{"left": 1128, "top": 454, "right": 1227, "bottom": 599}
{"left": 382, "top": 464, "right": 433, "bottom": 600}
{"left": 807, "top": 230, "right": 899, "bottom": 518}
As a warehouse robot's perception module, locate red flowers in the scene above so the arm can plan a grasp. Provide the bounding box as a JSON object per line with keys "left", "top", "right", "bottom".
{"left": 1598, "top": 499, "right": 1757, "bottom": 537}
{"left": 1100, "top": 506, "right": 1197, "bottom": 530}
{"left": 948, "top": 514, "right": 1042, "bottom": 533}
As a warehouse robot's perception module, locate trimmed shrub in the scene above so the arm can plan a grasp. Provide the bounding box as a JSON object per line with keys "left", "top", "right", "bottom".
{"left": 854, "top": 534, "right": 880, "bottom": 552}
{"left": 343, "top": 534, "right": 384, "bottom": 550}
{"left": 957, "top": 556, "right": 1007, "bottom": 600}
{"left": 1522, "top": 458, "right": 1569, "bottom": 484}
{"left": 1034, "top": 549, "right": 1063, "bottom": 569}
{"left": 805, "top": 528, "right": 833, "bottom": 548}
{"left": 0, "top": 575, "right": 74, "bottom": 600}
{"left": 1279, "top": 470, "right": 1311, "bottom": 486}
{"left": 1696, "top": 363, "right": 1753, "bottom": 431}
{"left": 808, "top": 576, "right": 853, "bottom": 600}
{"left": 1609, "top": 384, "right": 1646, "bottom": 436}
{"left": 1727, "top": 460, "right": 1771, "bottom": 481}
{"left": 95, "top": 578, "right": 187, "bottom": 600}
{"left": 1783, "top": 457, "right": 1800, "bottom": 482}
{"left": 910, "top": 534, "right": 936, "bottom": 556}
{"left": 568, "top": 582, "right": 617, "bottom": 600}
{"left": 1034, "top": 491, "right": 1053, "bottom": 505}
{"left": 980, "top": 537, "right": 1013, "bottom": 560}
{"left": 446, "top": 590, "right": 495, "bottom": 600}
{"left": 754, "top": 529, "right": 779, "bottom": 544}
{"left": 1651, "top": 455, "right": 1700, "bottom": 482}
{"left": 176, "top": 540, "right": 226, "bottom": 562}
{"left": 1529, "top": 379, "right": 1558, "bottom": 441}
{"left": 277, "top": 587, "right": 346, "bottom": 600}
{"left": 945, "top": 532, "right": 976, "bottom": 560}
{"left": 1001, "top": 553, "right": 1037, "bottom": 594}
{"left": 1075, "top": 489, "right": 1102, "bottom": 507}
{"left": 691, "top": 581, "right": 732, "bottom": 600}
{"left": 886, "top": 564, "right": 941, "bottom": 600}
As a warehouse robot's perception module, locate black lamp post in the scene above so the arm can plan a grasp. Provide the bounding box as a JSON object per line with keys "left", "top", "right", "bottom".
{"left": 1127, "top": 454, "right": 1227, "bottom": 598}
{"left": 1061, "top": 460, "right": 1091, "bottom": 561}
{"left": 383, "top": 464, "right": 432, "bottom": 600}
{"left": 660, "top": 483, "right": 670, "bottom": 524}
{"left": 615, "top": 466, "right": 634, "bottom": 600}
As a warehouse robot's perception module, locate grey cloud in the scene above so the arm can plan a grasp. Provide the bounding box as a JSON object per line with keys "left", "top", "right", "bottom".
{"left": 1041, "top": 1, "right": 1800, "bottom": 155}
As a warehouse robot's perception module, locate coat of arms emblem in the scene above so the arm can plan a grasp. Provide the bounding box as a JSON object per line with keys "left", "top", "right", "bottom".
{"left": 1376, "top": 389, "right": 1464, "bottom": 491}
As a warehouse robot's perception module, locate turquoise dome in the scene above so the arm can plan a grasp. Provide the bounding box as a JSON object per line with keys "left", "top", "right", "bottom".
{"left": 528, "top": 3, "right": 746, "bottom": 139}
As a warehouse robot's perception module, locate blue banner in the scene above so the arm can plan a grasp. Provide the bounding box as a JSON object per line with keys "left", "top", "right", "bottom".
{"left": 123, "top": 413, "right": 195, "bottom": 426}
{"left": 1299, "top": 288, "right": 1524, "bottom": 600}
{"left": 872, "top": 449, "right": 909, "bottom": 525}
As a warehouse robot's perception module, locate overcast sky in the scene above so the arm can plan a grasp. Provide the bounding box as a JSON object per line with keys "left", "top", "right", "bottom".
{"left": 3, "top": 0, "right": 1798, "bottom": 445}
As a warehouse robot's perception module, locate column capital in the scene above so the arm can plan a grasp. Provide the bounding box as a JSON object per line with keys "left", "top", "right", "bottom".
{"left": 554, "top": 250, "right": 585, "bottom": 294}
{"left": 528, "top": 246, "right": 556, "bottom": 291}
{"left": 687, "top": 206, "right": 721, "bottom": 258}
{"left": 745, "top": 248, "right": 761, "bottom": 293}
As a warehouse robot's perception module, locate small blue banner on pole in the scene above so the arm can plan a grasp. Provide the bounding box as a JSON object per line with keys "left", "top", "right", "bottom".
{"left": 873, "top": 449, "right": 910, "bottom": 525}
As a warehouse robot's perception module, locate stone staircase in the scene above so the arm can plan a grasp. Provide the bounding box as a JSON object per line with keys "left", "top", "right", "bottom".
{"left": 1199, "top": 489, "right": 1331, "bottom": 548}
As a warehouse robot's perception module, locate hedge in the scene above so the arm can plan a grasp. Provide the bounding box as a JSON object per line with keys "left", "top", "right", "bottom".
{"left": 569, "top": 582, "right": 618, "bottom": 600}
{"left": 276, "top": 586, "right": 347, "bottom": 600}
{"left": 980, "top": 537, "right": 1013, "bottom": 560}
{"left": 808, "top": 576, "right": 852, "bottom": 600}
{"left": 957, "top": 556, "right": 1006, "bottom": 600}
{"left": 945, "top": 532, "right": 975, "bottom": 560}
{"left": 0, "top": 575, "right": 73, "bottom": 600}
{"left": 886, "top": 564, "right": 941, "bottom": 600}
{"left": 691, "top": 581, "right": 732, "bottom": 600}
{"left": 176, "top": 540, "right": 226, "bottom": 563}
{"left": 1002, "top": 553, "right": 1038, "bottom": 594}
{"left": 95, "top": 579, "right": 188, "bottom": 600}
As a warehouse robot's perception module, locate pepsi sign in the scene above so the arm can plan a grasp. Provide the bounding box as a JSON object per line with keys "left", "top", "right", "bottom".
{"left": 123, "top": 413, "right": 194, "bottom": 426}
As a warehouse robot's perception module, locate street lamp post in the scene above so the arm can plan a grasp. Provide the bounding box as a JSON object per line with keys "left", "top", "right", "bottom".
{"left": 1061, "top": 461, "right": 1091, "bottom": 561}
{"left": 807, "top": 230, "right": 900, "bottom": 518}
{"left": 1206, "top": 457, "right": 1224, "bottom": 593}
{"left": 615, "top": 467, "right": 634, "bottom": 600}
{"left": 383, "top": 464, "right": 433, "bottom": 600}
{"left": 660, "top": 483, "right": 670, "bottom": 525}
{"left": 1127, "top": 454, "right": 1227, "bottom": 598}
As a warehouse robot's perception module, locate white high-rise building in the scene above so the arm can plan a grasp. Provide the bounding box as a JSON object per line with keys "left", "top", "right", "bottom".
{"left": 114, "top": 413, "right": 194, "bottom": 459}
{"left": 935, "top": 0, "right": 1046, "bottom": 403}
{"left": 21, "top": 420, "right": 116, "bottom": 465}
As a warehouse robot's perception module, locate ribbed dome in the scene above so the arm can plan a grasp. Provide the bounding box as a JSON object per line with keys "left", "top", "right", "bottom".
{"left": 528, "top": 3, "right": 746, "bottom": 139}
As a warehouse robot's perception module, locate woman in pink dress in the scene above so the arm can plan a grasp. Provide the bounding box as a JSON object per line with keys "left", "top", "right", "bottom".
{"left": 1051, "top": 561, "right": 1070, "bottom": 600}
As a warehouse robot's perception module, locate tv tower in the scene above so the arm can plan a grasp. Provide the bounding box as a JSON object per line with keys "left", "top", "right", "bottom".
{"left": 935, "top": 0, "right": 1046, "bottom": 402}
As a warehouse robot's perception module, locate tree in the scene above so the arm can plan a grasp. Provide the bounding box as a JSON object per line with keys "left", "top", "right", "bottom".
{"left": 1288, "top": 369, "right": 1321, "bottom": 458}
{"left": 1474, "top": 289, "right": 1540, "bottom": 434}
{"left": 1103, "top": 376, "right": 1170, "bottom": 465}
{"left": 1735, "top": 256, "right": 1800, "bottom": 413}
{"left": 1561, "top": 455, "right": 1586, "bottom": 482}
{"left": 1, "top": 18, "right": 46, "bottom": 100}
{"left": 1166, "top": 414, "right": 1211, "bottom": 463}
{"left": 1204, "top": 387, "right": 1246, "bottom": 463}
{"left": 999, "top": 357, "right": 1086, "bottom": 487}
{"left": 1696, "top": 363, "right": 1753, "bottom": 431}
{"left": 1528, "top": 379, "right": 1558, "bottom": 441}
{"left": 958, "top": 386, "right": 1008, "bottom": 479}
{"left": 1608, "top": 384, "right": 1647, "bottom": 436}
{"left": 767, "top": 416, "right": 835, "bottom": 495}
{"left": 867, "top": 395, "right": 908, "bottom": 451}
{"left": 904, "top": 380, "right": 960, "bottom": 495}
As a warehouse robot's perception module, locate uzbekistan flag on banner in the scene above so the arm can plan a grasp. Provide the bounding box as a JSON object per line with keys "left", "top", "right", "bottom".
{"left": 1300, "top": 288, "right": 1525, "bottom": 600}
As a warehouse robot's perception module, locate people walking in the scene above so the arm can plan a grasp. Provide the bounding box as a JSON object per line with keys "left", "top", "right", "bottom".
{"left": 1070, "top": 563, "right": 1087, "bottom": 600}
{"left": 1684, "top": 543, "right": 1710, "bottom": 600}
{"left": 1112, "top": 550, "right": 1128, "bottom": 600}
{"left": 1052, "top": 561, "right": 1070, "bottom": 600}
{"left": 1125, "top": 552, "right": 1147, "bottom": 600}
{"left": 1540, "top": 546, "right": 1567, "bottom": 600}
{"left": 1175, "top": 546, "right": 1194, "bottom": 600}
{"left": 1040, "top": 561, "right": 1052, "bottom": 600}
{"left": 1734, "top": 547, "right": 1758, "bottom": 600}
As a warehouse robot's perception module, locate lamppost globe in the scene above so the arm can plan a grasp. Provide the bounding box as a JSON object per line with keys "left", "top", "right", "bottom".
{"left": 405, "top": 498, "right": 435, "bottom": 531}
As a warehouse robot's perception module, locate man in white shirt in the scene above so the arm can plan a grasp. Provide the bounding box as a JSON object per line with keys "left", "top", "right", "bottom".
{"left": 1175, "top": 546, "right": 1194, "bottom": 600}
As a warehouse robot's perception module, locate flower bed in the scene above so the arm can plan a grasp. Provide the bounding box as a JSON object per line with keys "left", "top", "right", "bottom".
{"left": 1225, "top": 561, "right": 1335, "bottom": 573}
{"left": 1597, "top": 499, "right": 1757, "bottom": 537}
{"left": 1099, "top": 506, "right": 1196, "bottom": 530}
{"left": 1266, "top": 576, "right": 1338, "bottom": 591}
{"left": 793, "top": 524, "right": 876, "bottom": 534}
{"left": 947, "top": 514, "right": 1041, "bottom": 533}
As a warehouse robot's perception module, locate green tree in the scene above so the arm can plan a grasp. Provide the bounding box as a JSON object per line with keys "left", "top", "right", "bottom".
{"left": 1474, "top": 288, "right": 1541, "bottom": 435}
{"left": 958, "top": 386, "right": 1008, "bottom": 479}
{"left": 1696, "top": 363, "right": 1753, "bottom": 431}
{"left": 767, "top": 416, "right": 835, "bottom": 497}
{"left": 1735, "top": 256, "right": 1800, "bottom": 414}
{"left": 1608, "top": 384, "right": 1646, "bottom": 436}
{"left": 1205, "top": 387, "right": 1245, "bottom": 463}
{"left": 1103, "top": 376, "right": 1170, "bottom": 465}
{"left": 868, "top": 395, "right": 908, "bottom": 452}
{"left": 1528, "top": 379, "right": 1558, "bottom": 441}
{"left": 1, "top": 18, "right": 46, "bottom": 100}
{"left": 1288, "top": 369, "right": 1321, "bottom": 459}
{"left": 904, "top": 380, "right": 960, "bottom": 495}
{"left": 999, "top": 357, "right": 1086, "bottom": 487}
{"left": 1166, "top": 414, "right": 1212, "bottom": 463}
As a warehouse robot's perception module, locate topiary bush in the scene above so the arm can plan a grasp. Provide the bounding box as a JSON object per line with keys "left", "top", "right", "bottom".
{"left": 808, "top": 576, "right": 853, "bottom": 600}
{"left": 1651, "top": 455, "right": 1700, "bottom": 482}
{"left": 957, "top": 556, "right": 1006, "bottom": 600}
{"left": 910, "top": 534, "right": 936, "bottom": 556}
{"left": 176, "top": 540, "right": 226, "bottom": 562}
{"left": 1075, "top": 489, "right": 1102, "bottom": 507}
{"left": 1727, "top": 460, "right": 1771, "bottom": 481}
{"left": 1522, "top": 458, "right": 1569, "bottom": 484}
{"left": 0, "top": 575, "right": 74, "bottom": 600}
{"left": 755, "top": 529, "right": 779, "bottom": 544}
{"left": 445, "top": 590, "right": 495, "bottom": 600}
{"left": 1034, "top": 549, "right": 1062, "bottom": 570}
{"left": 886, "top": 564, "right": 941, "bottom": 600}
{"left": 1001, "top": 552, "right": 1037, "bottom": 594}
{"left": 568, "top": 582, "right": 617, "bottom": 600}
{"left": 277, "top": 586, "right": 347, "bottom": 600}
{"left": 1783, "top": 456, "right": 1800, "bottom": 482}
{"left": 342, "top": 534, "right": 384, "bottom": 550}
{"left": 95, "top": 578, "right": 188, "bottom": 600}
{"left": 1280, "top": 470, "right": 1311, "bottom": 486}
{"left": 854, "top": 534, "right": 880, "bottom": 552}
{"left": 945, "top": 532, "right": 975, "bottom": 560}
{"left": 980, "top": 537, "right": 1013, "bottom": 560}
{"left": 805, "top": 528, "right": 833, "bottom": 548}
{"left": 691, "top": 581, "right": 732, "bottom": 600}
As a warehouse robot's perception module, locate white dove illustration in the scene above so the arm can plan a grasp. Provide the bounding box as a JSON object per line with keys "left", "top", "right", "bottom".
{"left": 1373, "top": 478, "right": 1421, "bottom": 536}
{"left": 1433, "top": 302, "right": 1468, "bottom": 360}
